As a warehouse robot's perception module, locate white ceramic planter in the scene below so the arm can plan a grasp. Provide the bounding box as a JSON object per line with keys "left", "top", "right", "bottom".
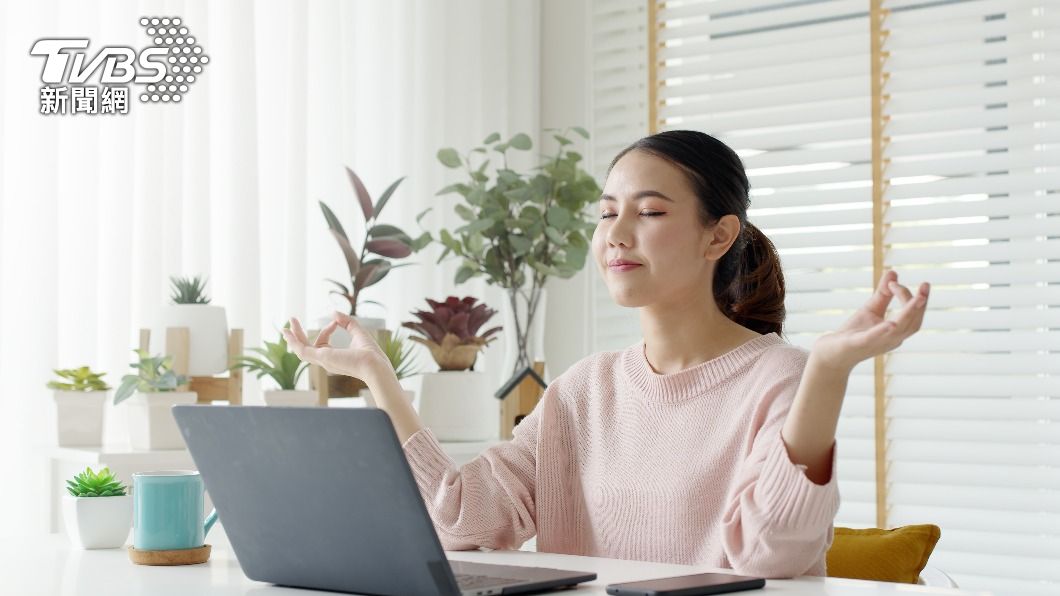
{"left": 153, "top": 304, "right": 229, "bottom": 376}
{"left": 418, "top": 371, "right": 498, "bottom": 441}
{"left": 358, "top": 388, "right": 416, "bottom": 409}
{"left": 62, "top": 494, "right": 132, "bottom": 549}
{"left": 126, "top": 391, "right": 198, "bottom": 450}
{"left": 263, "top": 389, "right": 319, "bottom": 407}
{"left": 327, "top": 396, "right": 371, "bottom": 408}
{"left": 52, "top": 390, "right": 106, "bottom": 447}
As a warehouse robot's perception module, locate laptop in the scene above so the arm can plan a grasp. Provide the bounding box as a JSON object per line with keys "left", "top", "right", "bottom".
{"left": 172, "top": 405, "right": 596, "bottom": 596}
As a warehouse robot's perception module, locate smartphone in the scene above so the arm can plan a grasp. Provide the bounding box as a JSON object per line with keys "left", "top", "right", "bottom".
{"left": 605, "top": 572, "right": 766, "bottom": 596}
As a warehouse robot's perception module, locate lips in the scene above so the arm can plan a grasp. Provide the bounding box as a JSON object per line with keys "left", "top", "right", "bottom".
{"left": 608, "top": 258, "right": 642, "bottom": 272}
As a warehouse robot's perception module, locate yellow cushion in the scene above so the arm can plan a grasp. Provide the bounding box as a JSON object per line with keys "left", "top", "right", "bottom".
{"left": 826, "top": 525, "right": 941, "bottom": 584}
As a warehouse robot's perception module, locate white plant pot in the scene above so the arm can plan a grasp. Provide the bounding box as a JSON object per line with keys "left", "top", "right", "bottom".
{"left": 418, "top": 371, "right": 498, "bottom": 441}
{"left": 126, "top": 391, "right": 198, "bottom": 450}
{"left": 154, "top": 304, "right": 229, "bottom": 376}
{"left": 263, "top": 389, "right": 319, "bottom": 407}
{"left": 62, "top": 494, "right": 132, "bottom": 549}
{"left": 327, "top": 396, "right": 371, "bottom": 408}
{"left": 52, "top": 390, "right": 106, "bottom": 447}
{"left": 314, "top": 315, "right": 385, "bottom": 348}
{"left": 359, "top": 388, "right": 416, "bottom": 409}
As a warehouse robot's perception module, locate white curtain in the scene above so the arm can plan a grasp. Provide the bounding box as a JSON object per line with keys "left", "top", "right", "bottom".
{"left": 0, "top": 0, "right": 541, "bottom": 535}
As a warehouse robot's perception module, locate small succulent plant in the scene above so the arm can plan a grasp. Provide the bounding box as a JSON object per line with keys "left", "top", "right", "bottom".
{"left": 170, "top": 274, "right": 211, "bottom": 304}
{"left": 376, "top": 330, "right": 420, "bottom": 381}
{"left": 113, "top": 349, "right": 189, "bottom": 405}
{"left": 66, "top": 467, "right": 128, "bottom": 497}
{"left": 234, "top": 328, "right": 308, "bottom": 390}
{"left": 402, "top": 297, "right": 501, "bottom": 371}
{"left": 47, "top": 367, "right": 111, "bottom": 392}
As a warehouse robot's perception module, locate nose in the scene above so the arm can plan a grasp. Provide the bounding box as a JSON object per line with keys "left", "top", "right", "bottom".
{"left": 606, "top": 210, "right": 634, "bottom": 248}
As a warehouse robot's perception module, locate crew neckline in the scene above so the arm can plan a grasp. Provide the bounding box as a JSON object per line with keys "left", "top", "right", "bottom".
{"left": 622, "top": 333, "right": 783, "bottom": 402}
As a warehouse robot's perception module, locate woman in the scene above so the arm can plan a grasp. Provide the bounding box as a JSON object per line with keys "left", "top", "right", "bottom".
{"left": 284, "top": 130, "right": 930, "bottom": 578}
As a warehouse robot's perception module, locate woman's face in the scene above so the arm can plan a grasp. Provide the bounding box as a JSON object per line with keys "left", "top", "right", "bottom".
{"left": 591, "top": 150, "right": 735, "bottom": 309}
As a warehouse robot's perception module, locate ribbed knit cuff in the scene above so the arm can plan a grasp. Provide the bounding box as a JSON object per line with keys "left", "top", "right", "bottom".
{"left": 756, "top": 436, "right": 840, "bottom": 532}
{"left": 401, "top": 427, "right": 456, "bottom": 494}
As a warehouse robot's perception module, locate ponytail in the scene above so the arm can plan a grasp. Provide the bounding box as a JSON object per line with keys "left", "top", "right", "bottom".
{"left": 713, "top": 222, "right": 785, "bottom": 336}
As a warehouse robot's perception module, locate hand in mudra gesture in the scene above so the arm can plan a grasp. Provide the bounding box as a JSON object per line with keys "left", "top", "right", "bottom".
{"left": 282, "top": 312, "right": 391, "bottom": 380}
{"left": 812, "top": 270, "right": 930, "bottom": 372}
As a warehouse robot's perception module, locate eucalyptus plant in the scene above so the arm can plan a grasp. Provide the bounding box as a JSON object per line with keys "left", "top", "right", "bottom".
{"left": 47, "top": 367, "right": 111, "bottom": 392}
{"left": 170, "top": 275, "right": 211, "bottom": 304}
{"left": 113, "top": 349, "right": 189, "bottom": 405}
{"left": 421, "top": 128, "right": 601, "bottom": 378}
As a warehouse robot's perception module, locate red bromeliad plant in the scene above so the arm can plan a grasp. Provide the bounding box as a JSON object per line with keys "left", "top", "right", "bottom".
{"left": 402, "top": 297, "right": 502, "bottom": 371}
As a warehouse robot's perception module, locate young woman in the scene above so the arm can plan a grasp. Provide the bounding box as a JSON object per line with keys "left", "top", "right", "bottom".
{"left": 284, "top": 130, "right": 930, "bottom": 578}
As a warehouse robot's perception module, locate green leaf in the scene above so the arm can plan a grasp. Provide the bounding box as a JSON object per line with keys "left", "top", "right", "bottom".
{"left": 435, "top": 183, "right": 469, "bottom": 197}
{"left": 546, "top": 205, "right": 572, "bottom": 230}
{"left": 437, "top": 148, "right": 462, "bottom": 168}
{"left": 553, "top": 134, "right": 571, "bottom": 146}
{"left": 545, "top": 226, "right": 565, "bottom": 245}
{"left": 572, "top": 126, "right": 590, "bottom": 139}
{"left": 454, "top": 204, "right": 475, "bottom": 222}
{"left": 373, "top": 176, "right": 405, "bottom": 219}
{"left": 456, "top": 219, "right": 495, "bottom": 235}
{"left": 509, "top": 235, "right": 531, "bottom": 255}
{"left": 483, "top": 132, "right": 501, "bottom": 144}
{"left": 509, "top": 133, "right": 532, "bottom": 151}
{"left": 345, "top": 166, "right": 374, "bottom": 222}
{"left": 455, "top": 265, "right": 476, "bottom": 285}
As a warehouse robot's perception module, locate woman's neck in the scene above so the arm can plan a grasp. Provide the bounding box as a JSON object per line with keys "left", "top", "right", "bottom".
{"left": 639, "top": 295, "right": 763, "bottom": 375}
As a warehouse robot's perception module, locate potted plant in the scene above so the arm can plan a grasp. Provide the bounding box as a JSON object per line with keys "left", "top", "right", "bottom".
{"left": 234, "top": 329, "right": 316, "bottom": 407}
{"left": 423, "top": 128, "right": 600, "bottom": 394}
{"left": 152, "top": 275, "right": 229, "bottom": 376}
{"left": 355, "top": 330, "right": 421, "bottom": 409}
{"left": 47, "top": 366, "right": 110, "bottom": 447}
{"left": 319, "top": 166, "right": 430, "bottom": 332}
{"left": 315, "top": 165, "right": 428, "bottom": 397}
{"left": 62, "top": 466, "right": 132, "bottom": 549}
{"left": 402, "top": 296, "right": 502, "bottom": 440}
{"left": 114, "top": 349, "right": 196, "bottom": 450}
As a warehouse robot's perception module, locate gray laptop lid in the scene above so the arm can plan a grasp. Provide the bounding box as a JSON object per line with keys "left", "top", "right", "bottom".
{"left": 174, "top": 405, "right": 462, "bottom": 595}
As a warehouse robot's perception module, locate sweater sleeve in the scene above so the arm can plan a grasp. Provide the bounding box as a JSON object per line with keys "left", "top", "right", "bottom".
{"left": 401, "top": 386, "right": 552, "bottom": 551}
{"left": 720, "top": 369, "right": 841, "bottom": 578}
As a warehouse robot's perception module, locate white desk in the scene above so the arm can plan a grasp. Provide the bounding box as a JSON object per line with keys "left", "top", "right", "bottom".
{"left": 3, "top": 525, "right": 988, "bottom": 596}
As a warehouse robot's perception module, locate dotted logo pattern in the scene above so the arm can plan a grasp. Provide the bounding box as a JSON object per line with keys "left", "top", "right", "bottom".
{"left": 138, "top": 17, "right": 208, "bottom": 103}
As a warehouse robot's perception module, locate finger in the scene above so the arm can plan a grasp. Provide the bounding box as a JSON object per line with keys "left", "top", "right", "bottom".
{"left": 281, "top": 328, "right": 309, "bottom": 360}
{"left": 333, "top": 310, "right": 357, "bottom": 331}
{"left": 315, "top": 320, "right": 339, "bottom": 347}
{"left": 864, "top": 270, "right": 898, "bottom": 314}
{"left": 289, "top": 317, "right": 310, "bottom": 345}
{"left": 889, "top": 280, "right": 914, "bottom": 307}
{"left": 895, "top": 282, "right": 930, "bottom": 336}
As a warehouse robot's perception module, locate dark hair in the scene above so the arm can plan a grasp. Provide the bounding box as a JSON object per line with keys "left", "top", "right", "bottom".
{"left": 608, "top": 130, "right": 785, "bottom": 336}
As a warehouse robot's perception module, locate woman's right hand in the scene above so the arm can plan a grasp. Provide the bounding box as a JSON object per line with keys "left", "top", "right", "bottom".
{"left": 282, "top": 312, "right": 392, "bottom": 381}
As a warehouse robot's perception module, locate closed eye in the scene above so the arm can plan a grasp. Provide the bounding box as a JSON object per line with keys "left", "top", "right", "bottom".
{"left": 599, "top": 211, "right": 665, "bottom": 219}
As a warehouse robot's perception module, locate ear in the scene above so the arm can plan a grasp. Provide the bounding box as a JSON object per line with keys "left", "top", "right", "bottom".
{"left": 703, "top": 214, "right": 742, "bottom": 262}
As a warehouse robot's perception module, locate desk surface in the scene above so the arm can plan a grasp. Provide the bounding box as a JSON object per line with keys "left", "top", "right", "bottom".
{"left": 2, "top": 526, "right": 987, "bottom": 596}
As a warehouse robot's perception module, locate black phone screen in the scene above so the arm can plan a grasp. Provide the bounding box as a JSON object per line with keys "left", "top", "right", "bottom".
{"left": 605, "top": 572, "right": 766, "bottom": 596}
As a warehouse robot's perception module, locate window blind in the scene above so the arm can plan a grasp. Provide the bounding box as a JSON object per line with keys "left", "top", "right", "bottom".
{"left": 649, "top": 0, "right": 879, "bottom": 532}
{"left": 590, "top": 0, "right": 650, "bottom": 352}
{"left": 879, "top": 1, "right": 1059, "bottom": 593}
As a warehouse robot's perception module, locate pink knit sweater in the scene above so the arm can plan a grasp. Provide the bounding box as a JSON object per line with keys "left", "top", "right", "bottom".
{"left": 401, "top": 333, "right": 840, "bottom": 578}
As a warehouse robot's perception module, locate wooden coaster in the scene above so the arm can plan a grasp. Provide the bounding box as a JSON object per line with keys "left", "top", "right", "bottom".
{"left": 128, "top": 544, "right": 211, "bottom": 566}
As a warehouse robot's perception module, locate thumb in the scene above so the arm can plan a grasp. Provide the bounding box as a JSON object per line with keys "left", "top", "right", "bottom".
{"left": 333, "top": 311, "right": 359, "bottom": 333}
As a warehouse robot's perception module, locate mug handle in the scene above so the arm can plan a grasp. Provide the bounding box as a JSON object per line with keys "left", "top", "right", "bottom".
{"left": 204, "top": 509, "right": 219, "bottom": 537}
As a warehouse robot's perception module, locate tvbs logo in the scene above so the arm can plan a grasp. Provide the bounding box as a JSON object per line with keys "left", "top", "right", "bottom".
{"left": 31, "top": 17, "right": 208, "bottom": 115}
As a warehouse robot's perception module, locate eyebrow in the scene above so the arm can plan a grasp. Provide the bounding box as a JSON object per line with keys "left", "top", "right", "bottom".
{"left": 599, "top": 190, "right": 675, "bottom": 203}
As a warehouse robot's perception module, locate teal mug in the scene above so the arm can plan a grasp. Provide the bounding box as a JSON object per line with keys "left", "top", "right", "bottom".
{"left": 132, "top": 470, "right": 218, "bottom": 551}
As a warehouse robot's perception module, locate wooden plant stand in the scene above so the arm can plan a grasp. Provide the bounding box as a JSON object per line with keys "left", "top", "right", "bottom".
{"left": 138, "top": 327, "right": 244, "bottom": 404}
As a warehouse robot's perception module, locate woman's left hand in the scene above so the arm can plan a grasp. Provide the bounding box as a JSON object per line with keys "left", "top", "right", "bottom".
{"left": 811, "top": 270, "right": 930, "bottom": 372}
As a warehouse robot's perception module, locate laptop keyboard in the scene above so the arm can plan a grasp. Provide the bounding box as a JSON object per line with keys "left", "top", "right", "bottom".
{"left": 455, "top": 573, "right": 525, "bottom": 590}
